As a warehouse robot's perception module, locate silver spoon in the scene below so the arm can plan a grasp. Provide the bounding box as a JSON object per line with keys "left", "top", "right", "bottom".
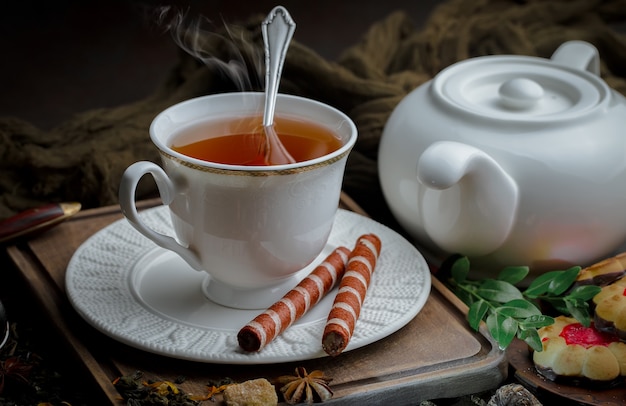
{"left": 261, "top": 6, "right": 296, "bottom": 165}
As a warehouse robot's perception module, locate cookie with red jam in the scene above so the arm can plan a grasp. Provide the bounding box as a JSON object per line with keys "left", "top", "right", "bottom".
{"left": 533, "top": 315, "right": 626, "bottom": 384}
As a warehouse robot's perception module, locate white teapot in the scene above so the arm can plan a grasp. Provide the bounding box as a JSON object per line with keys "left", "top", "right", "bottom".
{"left": 378, "top": 41, "right": 626, "bottom": 277}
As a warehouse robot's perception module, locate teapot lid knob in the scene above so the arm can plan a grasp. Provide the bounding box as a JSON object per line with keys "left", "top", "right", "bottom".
{"left": 432, "top": 50, "right": 610, "bottom": 122}
{"left": 498, "top": 78, "right": 544, "bottom": 109}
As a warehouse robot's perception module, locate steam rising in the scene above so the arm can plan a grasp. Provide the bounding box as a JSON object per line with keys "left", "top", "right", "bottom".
{"left": 154, "top": 6, "right": 263, "bottom": 91}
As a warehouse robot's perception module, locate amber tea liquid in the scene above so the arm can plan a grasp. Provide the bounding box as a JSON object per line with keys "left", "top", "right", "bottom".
{"left": 171, "top": 115, "right": 343, "bottom": 166}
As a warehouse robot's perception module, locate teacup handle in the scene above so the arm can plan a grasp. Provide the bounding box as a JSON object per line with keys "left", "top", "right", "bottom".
{"left": 118, "top": 161, "right": 203, "bottom": 271}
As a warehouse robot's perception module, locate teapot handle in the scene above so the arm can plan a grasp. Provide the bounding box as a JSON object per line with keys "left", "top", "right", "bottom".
{"left": 550, "top": 40, "right": 600, "bottom": 76}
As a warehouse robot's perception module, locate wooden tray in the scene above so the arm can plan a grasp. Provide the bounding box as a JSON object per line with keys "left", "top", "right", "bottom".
{"left": 6, "top": 193, "right": 507, "bottom": 404}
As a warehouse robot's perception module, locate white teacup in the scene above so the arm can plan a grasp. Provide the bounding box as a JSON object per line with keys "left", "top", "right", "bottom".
{"left": 119, "top": 92, "right": 357, "bottom": 309}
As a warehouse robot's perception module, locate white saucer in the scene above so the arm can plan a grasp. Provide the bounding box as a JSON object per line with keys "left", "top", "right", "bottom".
{"left": 65, "top": 207, "right": 431, "bottom": 364}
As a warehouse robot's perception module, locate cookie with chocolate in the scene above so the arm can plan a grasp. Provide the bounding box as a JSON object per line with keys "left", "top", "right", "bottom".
{"left": 593, "top": 275, "right": 626, "bottom": 341}
{"left": 575, "top": 252, "right": 626, "bottom": 287}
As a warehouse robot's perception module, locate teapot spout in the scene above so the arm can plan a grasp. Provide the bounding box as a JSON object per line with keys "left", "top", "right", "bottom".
{"left": 417, "top": 141, "right": 519, "bottom": 257}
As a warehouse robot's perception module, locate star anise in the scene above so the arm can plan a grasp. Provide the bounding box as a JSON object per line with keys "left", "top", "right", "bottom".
{"left": 276, "top": 367, "right": 333, "bottom": 404}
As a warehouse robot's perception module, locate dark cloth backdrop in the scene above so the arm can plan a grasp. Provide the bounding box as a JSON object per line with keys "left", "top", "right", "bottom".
{"left": 1, "top": 0, "right": 625, "bottom": 225}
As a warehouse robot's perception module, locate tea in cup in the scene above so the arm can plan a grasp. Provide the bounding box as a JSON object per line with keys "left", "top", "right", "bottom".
{"left": 119, "top": 92, "right": 357, "bottom": 309}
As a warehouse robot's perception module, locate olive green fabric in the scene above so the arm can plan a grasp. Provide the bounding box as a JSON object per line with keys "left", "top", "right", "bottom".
{"left": 1, "top": 0, "right": 625, "bottom": 224}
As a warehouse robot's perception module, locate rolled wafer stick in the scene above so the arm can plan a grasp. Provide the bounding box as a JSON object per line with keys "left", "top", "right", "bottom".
{"left": 322, "top": 233, "right": 382, "bottom": 357}
{"left": 238, "top": 246, "right": 351, "bottom": 352}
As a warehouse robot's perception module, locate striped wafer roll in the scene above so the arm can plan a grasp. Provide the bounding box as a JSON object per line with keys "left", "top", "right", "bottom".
{"left": 322, "top": 233, "right": 382, "bottom": 357}
{"left": 237, "top": 246, "right": 351, "bottom": 352}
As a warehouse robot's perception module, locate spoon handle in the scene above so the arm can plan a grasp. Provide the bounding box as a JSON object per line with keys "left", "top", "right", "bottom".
{"left": 262, "top": 6, "right": 296, "bottom": 127}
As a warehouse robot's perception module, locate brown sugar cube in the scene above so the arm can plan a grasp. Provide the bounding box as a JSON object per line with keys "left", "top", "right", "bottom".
{"left": 223, "top": 378, "right": 278, "bottom": 406}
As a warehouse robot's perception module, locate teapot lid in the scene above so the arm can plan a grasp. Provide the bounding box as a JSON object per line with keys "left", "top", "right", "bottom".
{"left": 433, "top": 50, "right": 609, "bottom": 122}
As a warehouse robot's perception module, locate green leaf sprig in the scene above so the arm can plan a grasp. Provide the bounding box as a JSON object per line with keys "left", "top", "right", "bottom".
{"left": 447, "top": 256, "right": 601, "bottom": 352}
